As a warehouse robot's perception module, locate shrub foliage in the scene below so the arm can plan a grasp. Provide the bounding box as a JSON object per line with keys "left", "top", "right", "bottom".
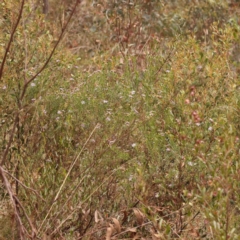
{"left": 1, "top": 0, "right": 240, "bottom": 239}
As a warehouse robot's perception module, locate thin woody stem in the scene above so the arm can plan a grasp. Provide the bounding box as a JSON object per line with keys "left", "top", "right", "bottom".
{"left": 0, "top": 0, "right": 25, "bottom": 81}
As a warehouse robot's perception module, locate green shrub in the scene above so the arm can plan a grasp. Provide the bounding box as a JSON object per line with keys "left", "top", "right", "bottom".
{"left": 1, "top": 0, "right": 240, "bottom": 239}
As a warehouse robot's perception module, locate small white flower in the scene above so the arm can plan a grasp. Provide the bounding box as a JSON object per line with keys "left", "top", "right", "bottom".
{"left": 106, "top": 117, "right": 111, "bottom": 121}
{"left": 2, "top": 85, "right": 7, "bottom": 90}
{"left": 166, "top": 148, "right": 171, "bottom": 152}
{"left": 129, "top": 175, "right": 133, "bottom": 181}
{"left": 57, "top": 110, "right": 62, "bottom": 115}
{"left": 81, "top": 101, "right": 86, "bottom": 105}
{"left": 107, "top": 108, "right": 113, "bottom": 114}
{"left": 208, "top": 126, "right": 213, "bottom": 131}
{"left": 188, "top": 161, "right": 196, "bottom": 166}
{"left": 131, "top": 90, "right": 136, "bottom": 95}
{"left": 197, "top": 65, "right": 203, "bottom": 70}
{"left": 149, "top": 111, "right": 154, "bottom": 117}
{"left": 31, "top": 82, "right": 36, "bottom": 87}
{"left": 131, "top": 143, "right": 137, "bottom": 148}
{"left": 108, "top": 139, "right": 116, "bottom": 145}
{"left": 103, "top": 100, "right": 108, "bottom": 104}
{"left": 196, "top": 123, "right": 201, "bottom": 126}
{"left": 125, "top": 121, "right": 130, "bottom": 126}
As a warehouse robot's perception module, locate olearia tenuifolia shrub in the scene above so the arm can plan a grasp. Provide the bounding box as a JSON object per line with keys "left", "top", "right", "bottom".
{"left": 1, "top": 0, "right": 240, "bottom": 239}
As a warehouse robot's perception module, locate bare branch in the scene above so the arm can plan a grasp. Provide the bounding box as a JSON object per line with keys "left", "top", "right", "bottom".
{"left": 42, "top": 0, "right": 49, "bottom": 14}
{"left": 0, "top": 0, "right": 25, "bottom": 81}
{"left": 0, "top": 166, "right": 27, "bottom": 239}
{"left": 20, "top": 0, "right": 82, "bottom": 101}
{"left": 3, "top": 168, "right": 46, "bottom": 202}
{"left": 13, "top": 195, "right": 37, "bottom": 238}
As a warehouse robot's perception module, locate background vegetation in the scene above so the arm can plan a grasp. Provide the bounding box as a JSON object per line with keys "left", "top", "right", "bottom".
{"left": 1, "top": 0, "right": 240, "bottom": 239}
